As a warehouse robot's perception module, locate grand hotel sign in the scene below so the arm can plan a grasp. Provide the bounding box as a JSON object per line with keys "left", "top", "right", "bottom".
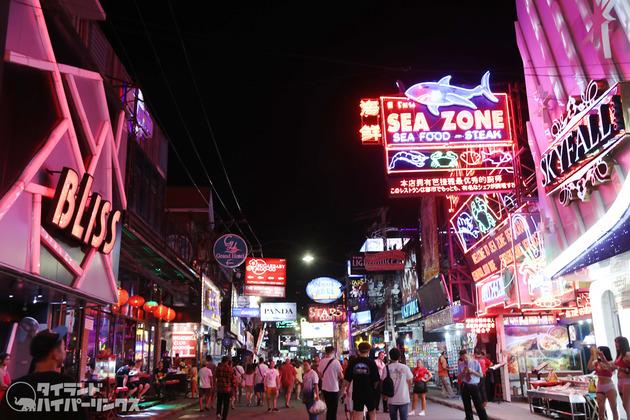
{"left": 540, "top": 80, "right": 628, "bottom": 206}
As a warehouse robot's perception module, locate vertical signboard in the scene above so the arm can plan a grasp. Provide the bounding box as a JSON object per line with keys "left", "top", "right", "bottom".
{"left": 421, "top": 196, "right": 439, "bottom": 283}
{"left": 202, "top": 274, "right": 221, "bottom": 329}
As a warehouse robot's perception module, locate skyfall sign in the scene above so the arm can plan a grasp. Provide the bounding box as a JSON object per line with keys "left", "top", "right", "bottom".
{"left": 260, "top": 302, "right": 296, "bottom": 322}
{"left": 46, "top": 167, "right": 121, "bottom": 254}
{"left": 540, "top": 80, "right": 628, "bottom": 206}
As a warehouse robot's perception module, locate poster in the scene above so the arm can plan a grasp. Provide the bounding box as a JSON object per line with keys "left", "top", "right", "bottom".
{"left": 421, "top": 196, "right": 439, "bottom": 283}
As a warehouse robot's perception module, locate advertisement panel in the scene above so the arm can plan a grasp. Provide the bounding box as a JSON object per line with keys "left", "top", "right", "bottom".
{"left": 421, "top": 196, "right": 439, "bottom": 283}
{"left": 306, "top": 277, "right": 344, "bottom": 303}
{"left": 201, "top": 275, "right": 221, "bottom": 329}
{"left": 245, "top": 258, "right": 287, "bottom": 286}
{"left": 171, "top": 323, "right": 198, "bottom": 358}
{"left": 232, "top": 307, "right": 260, "bottom": 317}
{"left": 301, "top": 321, "right": 334, "bottom": 339}
{"left": 244, "top": 284, "right": 286, "bottom": 298}
{"left": 260, "top": 302, "right": 296, "bottom": 322}
{"left": 308, "top": 304, "right": 346, "bottom": 322}
{"left": 364, "top": 250, "right": 405, "bottom": 271}
{"left": 401, "top": 248, "right": 420, "bottom": 319}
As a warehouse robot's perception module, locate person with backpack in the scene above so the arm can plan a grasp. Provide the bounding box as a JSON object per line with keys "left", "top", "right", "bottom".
{"left": 340, "top": 342, "right": 380, "bottom": 420}
{"left": 318, "top": 346, "right": 343, "bottom": 420}
{"left": 381, "top": 348, "right": 413, "bottom": 420}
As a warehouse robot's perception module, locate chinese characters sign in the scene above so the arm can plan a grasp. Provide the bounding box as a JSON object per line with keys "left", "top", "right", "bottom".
{"left": 465, "top": 318, "right": 496, "bottom": 334}
{"left": 245, "top": 258, "right": 286, "bottom": 286}
{"left": 360, "top": 99, "right": 382, "bottom": 144}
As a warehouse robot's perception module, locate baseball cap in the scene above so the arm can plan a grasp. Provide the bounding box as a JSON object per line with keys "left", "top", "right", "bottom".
{"left": 30, "top": 326, "right": 68, "bottom": 361}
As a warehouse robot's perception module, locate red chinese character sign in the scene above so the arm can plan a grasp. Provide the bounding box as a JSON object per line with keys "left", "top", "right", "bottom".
{"left": 359, "top": 99, "right": 382, "bottom": 144}
{"left": 360, "top": 72, "right": 516, "bottom": 197}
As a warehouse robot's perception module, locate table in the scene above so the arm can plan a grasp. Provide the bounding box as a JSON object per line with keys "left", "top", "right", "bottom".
{"left": 528, "top": 388, "right": 588, "bottom": 420}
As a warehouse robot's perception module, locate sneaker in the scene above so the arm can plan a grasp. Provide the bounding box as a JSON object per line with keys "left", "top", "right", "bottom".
{"left": 419, "top": 411, "right": 425, "bottom": 416}
{"left": 273, "top": 408, "right": 279, "bottom": 412}
{"left": 216, "top": 415, "right": 222, "bottom": 420}
{"left": 268, "top": 408, "right": 272, "bottom": 412}
{"left": 410, "top": 411, "right": 416, "bottom": 415}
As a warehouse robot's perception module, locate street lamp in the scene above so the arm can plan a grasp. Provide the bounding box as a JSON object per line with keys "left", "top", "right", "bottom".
{"left": 302, "top": 254, "right": 314, "bottom": 263}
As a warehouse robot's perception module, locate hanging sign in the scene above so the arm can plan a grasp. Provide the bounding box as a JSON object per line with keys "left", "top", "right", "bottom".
{"left": 245, "top": 258, "right": 286, "bottom": 286}
{"left": 213, "top": 234, "right": 248, "bottom": 268}
{"left": 260, "top": 302, "right": 297, "bottom": 321}
{"left": 244, "top": 284, "right": 285, "bottom": 298}
{"left": 308, "top": 304, "right": 346, "bottom": 322}
{"left": 232, "top": 307, "right": 261, "bottom": 317}
{"left": 365, "top": 250, "right": 405, "bottom": 271}
{"left": 306, "top": 277, "right": 344, "bottom": 303}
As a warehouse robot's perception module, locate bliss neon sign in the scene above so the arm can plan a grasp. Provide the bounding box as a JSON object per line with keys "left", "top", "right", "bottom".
{"left": 46, "top": 167, "right": 121, "bottom": 254}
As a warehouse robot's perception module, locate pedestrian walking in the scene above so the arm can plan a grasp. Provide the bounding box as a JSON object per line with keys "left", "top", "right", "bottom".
{"left": 254, "top": 357, "right": 269, "bottom": 406}
{"left": 340, "top": 342, "right": 380, "bottom": 420}
{"left": 294, "top": 359, "right": 304, "bottom": 400}
{"left": 243, "top": 364, "right": 255, "bottom": 406}
{"left": 302, "top": 360, "right": 321, "bottom": 420}
{"left": 438, "top": 351, "right": 456, "bottom": 398}
{"left": 198, "top": 360, "right": 213, "bottom": 412}
{"left": 374, "top": 350, "right": 388, "bottom": 413}
{"left": 207, "top": 356, "right": 218, "bottom": 409}
{"left": 280, "top": 357, "right": 298, "bottom": 407}
{"left": 215, "top": 356, "right": 238, "bottom": 420}
{"left": 473, "top": 348, "right": 489, "bottom": 407}
{"left": 381, "top": 348, "right": 413, "bottom": 420}
{"left": 264, "top": 360, "right": 280, "bottom": 412}
{"left": 318, "top": 346, "right": 344, "bottom": 420}
{"left": 410, "top": 358, "right": 431, "bottom": 416}
{"left": 456, "top": 349, "right": 488, "bottom": 420}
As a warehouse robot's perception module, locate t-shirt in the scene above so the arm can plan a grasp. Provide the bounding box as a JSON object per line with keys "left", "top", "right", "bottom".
{"left": 374, "top": 358, "right": 386, "bottom": 377}
{"left": 233, "top": 365, "right": 244, "bottom": 382}
{"left": 438, "top": 356, "right": 448, "bottom": 376}
{"left": 295, "top": 365, "right": 303, "bottom": 381}
{"left": 255, "top": 364, "right": 269, "bottom": 384}
{"left": 243, "top": 373, "right": 255, "bottom": 387}
{"left": 302, "top": 369, "right": 318, "bottom": 403}
{"left": 412, "top": 366, "right": 430, "bottom": 382}
{"left": 344, "top": 356, "right": 379, "bottom": 397}
{"left": 318, "top": 357, "right": 342, "bottom": 392}
{"left": 476, "top": 356, "right": 488, "bottom": 375}
{"left": 280, "top": 363, "right": 297, "bottom": 386}
{"left": 381, "top": 362, "right": 413, "bottom": 405}
{"left": 199, "top": 366, "right": 213, "bottom": 389}
{"left": 116, "top": 365, "right": 131, "bottom": 386}
{"left": 265, "top": 368, "right": 280, "bottom": 388}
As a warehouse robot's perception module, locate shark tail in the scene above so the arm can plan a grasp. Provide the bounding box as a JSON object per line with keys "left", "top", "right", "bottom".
{"left": 481, "top": 71, "right": 499, "bottom": 103}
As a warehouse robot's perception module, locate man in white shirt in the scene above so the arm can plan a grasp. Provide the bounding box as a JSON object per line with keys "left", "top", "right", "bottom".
{"left": 318, "top": 346, "right": 344, "bottom": 420}
{"left": 254, "top": 358, "right": 269, "bottom": 406}
{"left": 380, "top": 348, "right": 413, "bottom": 420}
{"left": 264, "top": 360, "right": 280, "bottom": 412}
{"left": 374, "top": 350, "right": 387, "bottom": 412}
{"left": 198, "top": 360, "right": 214, "bottom": 412}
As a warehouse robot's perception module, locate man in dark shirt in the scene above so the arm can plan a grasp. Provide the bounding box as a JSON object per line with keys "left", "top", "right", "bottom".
{"left": 340, "top": 342, "right": 380, "bottom": 420}
{"left": 0, "top": 326, "right": 87, "bottom": 420}
{"left": 215, "top": 356, "right": 238, "bottom": 420}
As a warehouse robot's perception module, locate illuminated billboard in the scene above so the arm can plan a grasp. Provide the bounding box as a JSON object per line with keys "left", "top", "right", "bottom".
{"left": 244, "top": 284, "right": 286, "bottom": 298}
{"left": 300, "top": 321, "right": 334, "bottom": 339}
{"left": 308, "top": 304, "right": 346, "bottom": 323}
{"left": 361, "top": 72, "right": 517, "bottom": 198}
{"left": 245, "top": 258, "right": 286, "bottom": 286}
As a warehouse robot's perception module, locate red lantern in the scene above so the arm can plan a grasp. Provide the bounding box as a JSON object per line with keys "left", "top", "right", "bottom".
{"left": 143, "top": 301, "right": 158, "bottom": 312}
{"left": 154, "top": 305, "right": 168, "bottom": 319}
{"left": 128, "top": 296, "right": 145, "bottom": 308}
{"left": 117, "top": 288, "right": 129, "bottom": 306}
{"left": 163, "top": 308, "right": 176, "bottom": 322}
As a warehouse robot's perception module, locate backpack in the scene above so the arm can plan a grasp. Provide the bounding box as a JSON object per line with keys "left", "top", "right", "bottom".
{"left": 382, "top": 365, "right": 395, "bottom": 398}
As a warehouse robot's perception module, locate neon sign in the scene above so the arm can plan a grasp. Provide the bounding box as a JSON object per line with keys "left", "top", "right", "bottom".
{"left": 46, "top": 167, "right": 121, "bottom": 254}
{"left": 359, "top": 99, "right": 382, "bottom": 144}
{"left": 389, "top": 175, "right": 515, "bottom": 196}
{"left": 540, "top": 80, "right": 627, "bottom": 205}
{"left": 480, "top": 276, "right": 506, "bottom": 303}
{"left": 405, "top": 72, "right": 498, "bottom": 116}
{"left": 465, "top": 318, "right": 496, "bottom": 334}
{"left": 308, "top": 304, "right": 346, "bottom": 323}
{"left": 245, "top": 258, "right": 287, "bottom": 286}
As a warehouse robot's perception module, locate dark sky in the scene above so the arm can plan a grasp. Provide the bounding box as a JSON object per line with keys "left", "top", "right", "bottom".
{"left": 100, "top": 0, "right": 525, "bottom": 306}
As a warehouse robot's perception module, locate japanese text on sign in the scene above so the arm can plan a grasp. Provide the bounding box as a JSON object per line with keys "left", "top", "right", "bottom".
{"left": 389, "top": 175, "right": 515, "bottom": 197}
{"left": 465, "top": 318, "right": 496, "bottom": 334}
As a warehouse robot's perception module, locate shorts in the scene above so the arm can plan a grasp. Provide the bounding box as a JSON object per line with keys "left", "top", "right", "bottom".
{"left": 266, "top": 387, "right": 278, "bottom": 398}
{"left": 255, "top": 383, "right": 265, "bottom": 393}
{"left": 127, "top": 381, "right": 139, "bottom": 390}
{"left": 352, "top": 395, "right": 375, "bottom": 412}
{"left": 281, "top": 384, "right": 293, "bottom": 395}
{"left": 199, "top": 387, "right": 212, "bottom": 397}
{"left": 413, "top": 381, "right": 427, "bottom": 394}
{"left": 245, "top": 385, "right": 254, "bottom": 393}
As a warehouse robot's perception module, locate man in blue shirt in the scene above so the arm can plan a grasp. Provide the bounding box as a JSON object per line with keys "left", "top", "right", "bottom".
{"left": 456, "top": 349, "right": 488, "bottom": 420}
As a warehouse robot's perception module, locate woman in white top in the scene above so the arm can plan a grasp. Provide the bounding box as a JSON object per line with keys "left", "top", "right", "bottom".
{"left": 294, "top": 360, "right": 303, "bottom": 400}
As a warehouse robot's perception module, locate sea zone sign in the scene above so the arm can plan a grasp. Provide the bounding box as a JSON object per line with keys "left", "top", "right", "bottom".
{"left": 260, "top": 302, "right": 297, "bottom": 322}
{"left": 46, "top": 167, "right": 121, "bottom": 254}
{"left": 540, "top": 80, "right": 628, "bottom": 206}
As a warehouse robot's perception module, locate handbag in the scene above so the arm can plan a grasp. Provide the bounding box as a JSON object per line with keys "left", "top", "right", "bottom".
{"left": 382, "top": 365, "right": 395, "bottom": 397}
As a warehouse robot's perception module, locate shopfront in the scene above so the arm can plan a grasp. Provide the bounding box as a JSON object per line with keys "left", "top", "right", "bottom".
{"left": 0, "top": 0, "right": 128, "bottom": 382}
{"left": 201, "top": 274, "right": 222, "bottom": 358}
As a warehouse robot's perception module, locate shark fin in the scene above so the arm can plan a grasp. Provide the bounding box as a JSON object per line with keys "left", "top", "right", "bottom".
{"left": 437, "top": 75, "right": 452, "bottom": 86}
{"left": 446, "top": 93, "right": 476, "bottom": 109}
{"left": 427, "top": 104, "right": 441, "bottom": 116}
{"left": 481, "top": 71, "right": 499, "bottom": 103}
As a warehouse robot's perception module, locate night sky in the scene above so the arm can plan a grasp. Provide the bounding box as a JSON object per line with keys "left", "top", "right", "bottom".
{"left": 100, "top": 0, "right": 525, "bottom": 310}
